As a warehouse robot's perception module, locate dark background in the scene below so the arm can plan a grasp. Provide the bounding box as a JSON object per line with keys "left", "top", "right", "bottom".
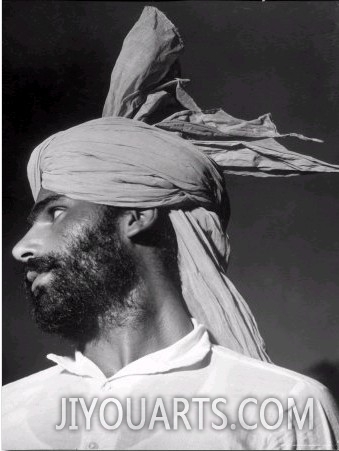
{"left": 3, "top": 1, "right": 339, "bottom": 387}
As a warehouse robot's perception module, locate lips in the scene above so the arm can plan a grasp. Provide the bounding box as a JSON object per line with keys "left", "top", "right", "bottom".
{"left": 26, "top": 271, "right": 39, "bottom": 283}
{"left": 26, "top": 271, "right": 53, "bottom": 292}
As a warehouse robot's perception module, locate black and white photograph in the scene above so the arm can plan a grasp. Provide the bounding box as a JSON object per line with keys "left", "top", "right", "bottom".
{"left": 2, "top": 1, "right": 339, "bottom": 449}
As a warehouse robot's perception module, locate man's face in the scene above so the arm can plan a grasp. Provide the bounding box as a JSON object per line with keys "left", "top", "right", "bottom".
{"left": 12, "top": 189, "right": 142, "bottom": 345}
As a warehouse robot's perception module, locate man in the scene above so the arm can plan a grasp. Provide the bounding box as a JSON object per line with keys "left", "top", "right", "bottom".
{"left": 3, "top": 6, "right": 339, "bottom": 450}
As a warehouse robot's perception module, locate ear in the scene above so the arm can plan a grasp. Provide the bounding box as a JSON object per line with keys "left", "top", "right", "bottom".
{"left": 123, "top": 209, "right": 159, "bottom": 239}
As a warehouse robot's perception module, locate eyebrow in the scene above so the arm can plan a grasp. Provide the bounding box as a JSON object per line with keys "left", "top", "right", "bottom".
{"left": 27, "top": 194, "right": 67, "bottom": 224}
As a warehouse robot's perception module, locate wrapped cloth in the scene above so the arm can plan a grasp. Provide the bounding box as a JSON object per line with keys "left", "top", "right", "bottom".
{"left": 28, "top": 7, "right": 339, "bottom": 362}
{"left": 103, "top": 7, "right": 339, "bottom": 177}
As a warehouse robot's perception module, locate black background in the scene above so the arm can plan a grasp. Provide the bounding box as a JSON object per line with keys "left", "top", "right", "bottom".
{"left": 3, "top": 1, "right": 339, "bottom": 386}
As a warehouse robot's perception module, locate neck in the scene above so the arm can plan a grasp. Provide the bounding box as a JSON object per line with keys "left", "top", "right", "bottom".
{"left": 82, "top": 269, "right": 193, "bottom": 378}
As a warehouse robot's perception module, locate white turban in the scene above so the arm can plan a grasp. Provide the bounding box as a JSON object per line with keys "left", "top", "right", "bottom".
{"left": 28, "top": 118, "right": 225, "bottom": 210}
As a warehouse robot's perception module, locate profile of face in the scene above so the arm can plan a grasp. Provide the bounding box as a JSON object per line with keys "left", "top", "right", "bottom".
{"left": 12, "top": 189, "right": 142, "bottom": 345}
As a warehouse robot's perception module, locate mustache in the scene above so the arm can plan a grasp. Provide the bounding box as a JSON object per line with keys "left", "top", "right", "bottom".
{"left": 24, "top": 255, "right": 62, "bottom": 277}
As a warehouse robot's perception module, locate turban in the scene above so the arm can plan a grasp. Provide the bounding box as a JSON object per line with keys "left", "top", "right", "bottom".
{"left": 28, "top": 118, "right": 225, "bottom": 211}
{"left": 27, "top": 7, "right": 339, "bottom": 362}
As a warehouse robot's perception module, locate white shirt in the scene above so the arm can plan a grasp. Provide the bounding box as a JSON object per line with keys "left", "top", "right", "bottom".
{"left": 2, "top": 320, "right": 339, "bottom": 450}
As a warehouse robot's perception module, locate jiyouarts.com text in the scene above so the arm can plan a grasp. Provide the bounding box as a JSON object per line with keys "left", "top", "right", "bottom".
{"left": 56, "top": 397, "right": 314, "bottom": 431}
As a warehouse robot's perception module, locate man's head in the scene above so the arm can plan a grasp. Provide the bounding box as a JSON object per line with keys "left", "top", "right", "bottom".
{"left": 12, "top": 188, "right": 179, "bottom": 346}
{"left": 16, "top": 117, "right": 270, "bottom": 361}
{"left": 12, "top": 117, "right": 224, "bottom": 347}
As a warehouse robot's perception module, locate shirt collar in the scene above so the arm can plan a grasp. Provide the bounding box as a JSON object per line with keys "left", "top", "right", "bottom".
{"left": 47, "top": 319, "right": 211, "bottom": 381}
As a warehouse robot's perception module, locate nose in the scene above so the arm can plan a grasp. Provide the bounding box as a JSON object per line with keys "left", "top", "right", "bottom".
{"left": 12, "top": 226, "right": 43, "bottom": 263}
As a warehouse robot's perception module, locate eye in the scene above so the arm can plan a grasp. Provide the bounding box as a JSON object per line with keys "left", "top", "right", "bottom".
{"left": 50, "top": 207, "right": 65, "bottom": 221}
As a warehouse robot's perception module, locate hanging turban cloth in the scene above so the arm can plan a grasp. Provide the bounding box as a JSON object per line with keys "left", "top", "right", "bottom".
{"left": 27, "top": 7, "right": 339, "bottom": 362}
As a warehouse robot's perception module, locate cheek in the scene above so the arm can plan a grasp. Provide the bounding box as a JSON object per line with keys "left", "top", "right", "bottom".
{"left": 46, "top": 224, "right": 82, "bottom": 255}
{"left": 56, "top": 215, "right": 92, "bottom": 241}
{"left": 59, "top": 210, "right": 99, "bottom": 241}
{"left": 53, "top": 220, "right": 97, "bottom": 261}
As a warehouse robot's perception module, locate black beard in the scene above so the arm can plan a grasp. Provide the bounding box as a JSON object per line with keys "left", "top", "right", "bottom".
{"left": 24, "top": 208, "right": 147, "bottom": 346}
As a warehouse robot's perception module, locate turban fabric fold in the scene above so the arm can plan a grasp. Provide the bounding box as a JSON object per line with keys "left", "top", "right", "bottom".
{"left": 27, "top": 7, "right": 339, "bottom": 362}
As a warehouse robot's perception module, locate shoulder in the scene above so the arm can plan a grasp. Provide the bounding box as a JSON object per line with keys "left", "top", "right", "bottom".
{"left": 2, "top": 365, "right": 62, "bottom": 414}
{"left": 210, "top": 346, "right": 339, "bottom": 447}
{"left": 210, "top": 344, "right": 333, "bottom": 401}
{"left": 3, "top": 364, "right": 62, "bottom": 393}
{"left": 2, "top": 365, "right": 68, "bottom": 450}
